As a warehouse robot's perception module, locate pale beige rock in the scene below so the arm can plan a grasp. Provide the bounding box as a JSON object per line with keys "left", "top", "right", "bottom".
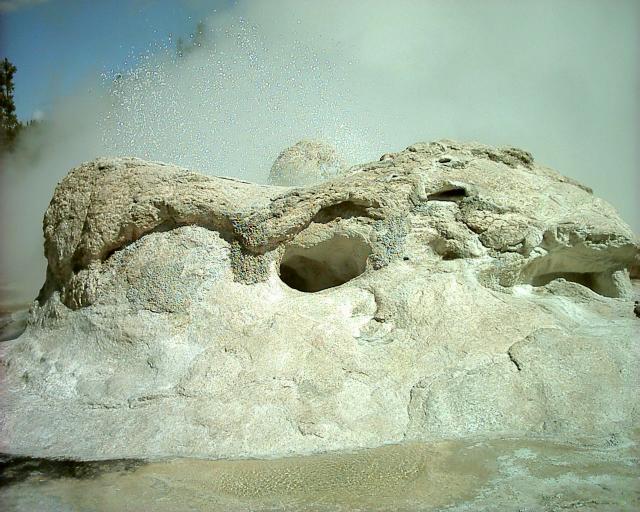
{"left": 268, "top": 139, "right": 347, "bottom": 186}
{"left": 0, "top": 140, "right": 638, "bottom": 460}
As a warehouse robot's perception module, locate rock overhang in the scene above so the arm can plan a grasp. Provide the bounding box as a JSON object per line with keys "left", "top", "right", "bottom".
{"left": 39, "top": 140, "right": 638, "bottom": 309}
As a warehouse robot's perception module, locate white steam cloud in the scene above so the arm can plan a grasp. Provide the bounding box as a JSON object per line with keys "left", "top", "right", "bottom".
{"left": 1, "top": 0, "right": 638, "bottom": 307}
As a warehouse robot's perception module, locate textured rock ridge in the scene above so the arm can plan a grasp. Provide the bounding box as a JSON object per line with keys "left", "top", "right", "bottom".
{"left": 1, "top": 139, "right": 638, "bottom": 460}
{"left": 41, "top": 140, "right": 636, "bottom": 309}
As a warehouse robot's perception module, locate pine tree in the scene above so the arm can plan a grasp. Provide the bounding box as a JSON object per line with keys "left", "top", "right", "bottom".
{"left": 0, "top": 57, "right": 20, "bottom": 151}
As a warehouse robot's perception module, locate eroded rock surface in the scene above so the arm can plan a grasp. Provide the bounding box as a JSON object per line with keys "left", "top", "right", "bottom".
{"left": 0, "top": 139, "right": 638, "bottom": 460}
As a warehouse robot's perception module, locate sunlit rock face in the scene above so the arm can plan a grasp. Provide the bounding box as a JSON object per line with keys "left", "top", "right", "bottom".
{"left": 269, "top": 139, "right": 347, "bottom": 186}
{"left": 0, "top": 140, "right": 638, "bottom": 460}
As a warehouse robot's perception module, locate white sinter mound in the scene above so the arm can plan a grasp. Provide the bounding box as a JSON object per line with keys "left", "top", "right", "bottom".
{"left": 1, "top": 139, "right": 638, "bottom": 460}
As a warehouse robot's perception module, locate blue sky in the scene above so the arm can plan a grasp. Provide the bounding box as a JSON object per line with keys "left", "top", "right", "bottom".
{"left": 0, "top": 0, "right": 231, "bottom": 120}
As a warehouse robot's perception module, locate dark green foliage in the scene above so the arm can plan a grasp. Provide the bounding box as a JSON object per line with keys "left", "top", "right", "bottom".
{"left": 0, "top": 57, "right": 42, "bottom": 157}
{"left": 0, "top": 57, "right": 20, "bottom": 152}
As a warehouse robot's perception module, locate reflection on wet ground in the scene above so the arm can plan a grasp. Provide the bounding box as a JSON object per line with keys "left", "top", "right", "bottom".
{"left": 1, "top": 437, "right": 639, "bottom": 511}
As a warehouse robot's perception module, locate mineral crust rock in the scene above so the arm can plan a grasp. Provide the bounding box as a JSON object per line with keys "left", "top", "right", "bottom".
{"left": 1, "top": 140, "right": 638, "bottom": 460}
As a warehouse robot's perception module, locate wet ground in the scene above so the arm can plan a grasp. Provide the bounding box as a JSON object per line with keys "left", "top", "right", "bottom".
{"left": 1, "top": 437, "right": 638, "bottom": 511}
{"left": 0, "top": 305, "right": 28, "bottom": 342}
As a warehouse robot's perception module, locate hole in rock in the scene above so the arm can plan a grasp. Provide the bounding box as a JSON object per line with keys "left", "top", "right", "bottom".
{"left": 427, "top": 187, "right": 467, "bottom": 202}
{"left": 279, "top": 235, "right": 372, "bottom": 292}
{"left": 312, "top": 200, "right": 376, "bottom": 223}
{"left": 520, "top": 250, "right": 624, "bottom": 298}
{"left": 529, "top": 271, "right": 619, "bottom": 297}
{"left": 531, "top": 271, "right": 595, "bottom": 289}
